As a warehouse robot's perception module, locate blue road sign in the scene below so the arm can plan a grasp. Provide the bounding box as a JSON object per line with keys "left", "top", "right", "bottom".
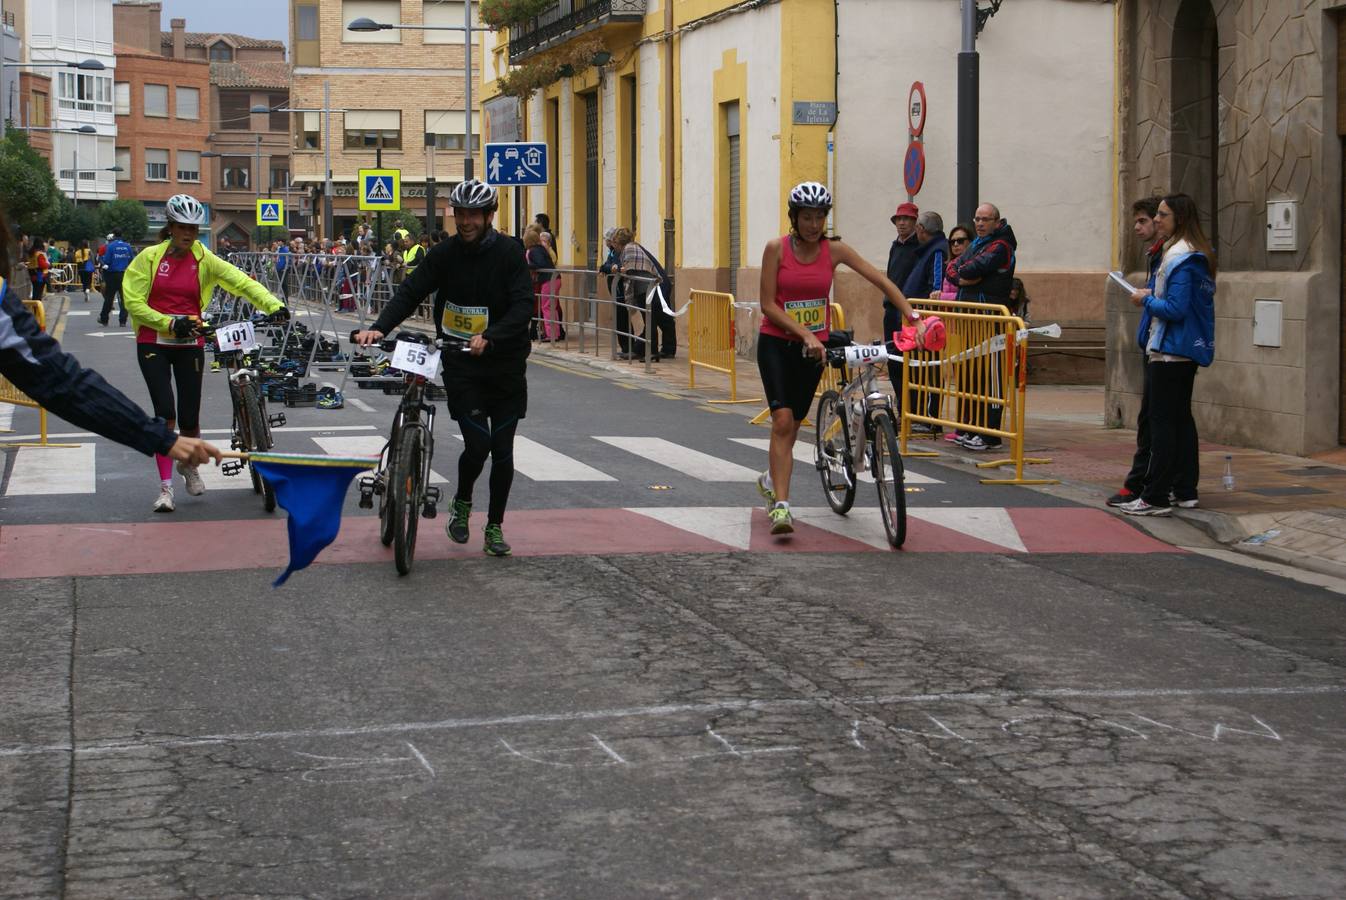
{"left": 484, "top": 142, "right": 549, "bottom": 187}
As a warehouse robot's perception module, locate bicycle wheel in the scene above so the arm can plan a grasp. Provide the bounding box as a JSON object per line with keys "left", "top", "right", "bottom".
{"left": 392, "top": 426, "right": 424, "bottom": 575}
{"left": 378, "top": 421, "right": 400, "bottom": 546}
{"left": 869, "top": 410, "right": 907, "bottom": 548}
{"left": 239, "top": 383, "right": 269, "bottom": 499}
{"left": 814, "top": 390, "right": 856, "bottom": 514}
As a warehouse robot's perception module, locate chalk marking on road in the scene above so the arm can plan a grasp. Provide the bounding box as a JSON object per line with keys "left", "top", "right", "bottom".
{"left": 590, "top": 734, "right": 629, "bottom": 765}
{"left": 73, "top": 526, "right": 132, "bottom": 535}
{"left": 1, "top": 684, "right": 1340, "bottom": 760}
{"left": 850, "top": 721, "right": 864, "bottom": 750}
{"left": 406, "top": 741, "right": 437, "bottom": 776}
{"left": 1127, "top": 713, "right": 1281, "bottom": 743}
{"left": 1001, "top": 713, "right": 1150, "bottom": 741}
{"left": 706, "top": 725, "right": 742, "bottom": 757}
{"left": 895, "top": 715, "right": 971, "bottom": 743}
{"left": 0, "top": 424, "right": 379, "bottom": 442}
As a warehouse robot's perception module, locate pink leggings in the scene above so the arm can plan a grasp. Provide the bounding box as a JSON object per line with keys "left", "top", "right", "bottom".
{"left": 537, "top": 279, "right": 561, "bottom": 340}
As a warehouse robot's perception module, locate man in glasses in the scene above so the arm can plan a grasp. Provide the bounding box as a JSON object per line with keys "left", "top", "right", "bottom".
{"left": 947, "top": 203, "right": 1018, "bottom": 451}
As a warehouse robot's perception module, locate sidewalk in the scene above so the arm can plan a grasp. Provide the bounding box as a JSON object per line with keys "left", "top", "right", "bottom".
{"left": 532, "top": 340, "right": 1346, "bottom": 580}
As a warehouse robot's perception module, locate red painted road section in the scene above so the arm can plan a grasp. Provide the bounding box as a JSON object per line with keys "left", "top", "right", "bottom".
{"left": 0, "top": 508, "right": 1179, "bottom": 580}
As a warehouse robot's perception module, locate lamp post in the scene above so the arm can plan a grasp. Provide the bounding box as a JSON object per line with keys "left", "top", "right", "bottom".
{"left": 347, "top": 15, "right": 484, "bottom": 180}
{"left": 278, "top": 83, "right": 342, "bottom": 240}
{"left": 0, "top": 59, "right": 105, "bottom": 139}
{"left": 20, "top": 124, "right": 98, "bottom": 204}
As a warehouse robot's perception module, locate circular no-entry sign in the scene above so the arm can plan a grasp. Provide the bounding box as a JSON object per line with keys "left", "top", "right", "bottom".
{"left": 908, "top": 82, "right": 927, "bottom": 136}
{"left": 903, "top": 141, "right": 926, "bottom": 196}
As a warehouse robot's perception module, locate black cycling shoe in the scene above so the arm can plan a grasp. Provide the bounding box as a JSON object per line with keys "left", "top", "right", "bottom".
{"left": 445, "top": 498, "right": 471, "bottom": 544}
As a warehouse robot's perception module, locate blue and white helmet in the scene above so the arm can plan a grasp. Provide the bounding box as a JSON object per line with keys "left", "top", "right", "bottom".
{"left": 449, "top": 179, "right": 498, "bottom": 211}
{"left": 165, "top": 193, "right": 208, "bottom": 226}
{"left": 788, "top": 181, "right": 832, "bottom": 213}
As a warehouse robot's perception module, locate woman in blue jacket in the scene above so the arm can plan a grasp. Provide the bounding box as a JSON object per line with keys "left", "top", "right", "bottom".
{"left": 1121, "top": 192, "right": 1216, "bottom": 516}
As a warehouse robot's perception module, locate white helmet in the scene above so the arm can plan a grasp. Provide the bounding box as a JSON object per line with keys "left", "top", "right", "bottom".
{"left": 165, "top": 193, "right": 208, "bottom": 226}
{"left": 788, "top": 181, "right": 832, "bottom": 212}
{"left": 449, "top": 179, "right": 498, "bottom": 211}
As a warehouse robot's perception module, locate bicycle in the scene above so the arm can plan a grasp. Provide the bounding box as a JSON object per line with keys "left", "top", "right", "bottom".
{"left": 813, "top": 337, "right": 907, "bottom": 548}
{"left": 204, "top": 320, "right": 288, "bottom": 512}
{"left": 351, "top": 330, "right": 465, "bottom": 575}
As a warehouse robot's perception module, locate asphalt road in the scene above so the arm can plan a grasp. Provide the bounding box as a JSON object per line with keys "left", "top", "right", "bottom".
{"left": 2, "top": 294, "right": 1345, "bottom": 898}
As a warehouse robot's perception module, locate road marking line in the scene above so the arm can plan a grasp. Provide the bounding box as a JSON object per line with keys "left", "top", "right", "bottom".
{"left": 595, "top": 436, "right": 760, "bottom": 481}
{"left": 347, "top": 397, "right": 376, "bottom": 412}
{"left": 0, "top": 424, "right": 379, "bottom": 442}
{"left": 446, "top": 434, "right": 616, "bottom": 481}
{"left": 2, "top": 684, "right": 1341, "bottom": 760}
{"left": 908, "top": 507, "right": 1027, "bottom": 552}
{"left": 4, "top": 443, "right": 95, "bottom": 495}
{"left": 729, "top": 437, "right": 944, "bottom": 485}
{"left": 0, "top": 402, "right": 14, "bottom": 432}
{"left": 626, "top": 507, "right": 753, "bottom": 550}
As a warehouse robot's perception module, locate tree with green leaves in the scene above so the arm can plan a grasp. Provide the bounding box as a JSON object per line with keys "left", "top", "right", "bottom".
{"left": 31, "top": 194, "right": 100, "bottom": 244}
{"left": 96, "top": 199, "right": 149, "bottom": 243}
{"left": 0, "top": 129, "right": 60, "bottom": 231}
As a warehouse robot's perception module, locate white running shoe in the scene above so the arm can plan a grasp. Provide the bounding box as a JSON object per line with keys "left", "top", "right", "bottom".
{"left": 153, "top": 485, "right": 176, "bottom": 513}
{"left": 178, "top": 462, "right": 206, "bottom": 496}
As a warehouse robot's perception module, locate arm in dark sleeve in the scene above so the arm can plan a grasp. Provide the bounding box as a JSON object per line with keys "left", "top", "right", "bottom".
{"left": 0, "top": 288, "right": 175, "bottom": 455}
{"left": 370, "top": 246, "right": 441, "bottom": 334}
{"left": 482, "top": 244, "right": 536, "bottom": 344}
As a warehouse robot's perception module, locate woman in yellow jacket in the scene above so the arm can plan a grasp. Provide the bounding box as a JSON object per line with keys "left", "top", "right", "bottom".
{"left": 121, "top": 194, "right": 287, "bottom": 513}
{"left": 73, "top": 239, "right": 93, "bottom": 301}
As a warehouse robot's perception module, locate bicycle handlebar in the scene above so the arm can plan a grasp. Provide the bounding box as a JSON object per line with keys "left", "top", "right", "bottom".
{"left": 348, "top": 330, "right": 470, "bottom": 353}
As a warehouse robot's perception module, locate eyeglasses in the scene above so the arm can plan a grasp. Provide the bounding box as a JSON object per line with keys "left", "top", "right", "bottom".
{"left": 972, "top": 216, "right": 997, "bottom": 223}
{"left": 950, "top": 236, "right": 969, "bottom": 244}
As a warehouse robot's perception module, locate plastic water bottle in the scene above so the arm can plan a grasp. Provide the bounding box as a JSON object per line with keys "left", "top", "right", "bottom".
{"left": 1222, "top": 455, "right": 1235, "bottom": 491}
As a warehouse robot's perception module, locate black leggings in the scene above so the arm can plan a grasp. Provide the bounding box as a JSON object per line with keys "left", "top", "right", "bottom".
{"left": 79, "top": 269, "right": 93, "bottom": 291}
{"left": 136, "top": 344, "right": 205, "bottom": 434}
{"left": 456, "top": 413, "right": 518, "bottom": 525}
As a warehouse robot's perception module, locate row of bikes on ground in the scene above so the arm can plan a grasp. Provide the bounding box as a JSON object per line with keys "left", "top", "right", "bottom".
{"left": 203, "top": 312, "right": 908, "bottom": 577}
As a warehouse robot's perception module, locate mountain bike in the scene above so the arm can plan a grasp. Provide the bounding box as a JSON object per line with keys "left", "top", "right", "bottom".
{"left": 352, "top": 330, "right": 465, "bottom": 575}
{"left": 205, "top": 320, "right": 288, "bottom": 512}
{"left": 814, "top": 339, "right": 907, "bottom": 548}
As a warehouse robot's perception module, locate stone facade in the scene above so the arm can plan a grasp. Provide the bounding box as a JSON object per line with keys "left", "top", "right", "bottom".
{"left": 1110, "top": 0, "right": 1343, "bottom": 454}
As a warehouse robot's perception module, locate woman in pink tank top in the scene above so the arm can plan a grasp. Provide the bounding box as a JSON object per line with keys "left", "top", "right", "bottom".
{"left": 755, "top": 182, "right": 926, "bottom": 537}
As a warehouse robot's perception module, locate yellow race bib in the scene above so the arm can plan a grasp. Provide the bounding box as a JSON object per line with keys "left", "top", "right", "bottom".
{"left": 784, "top": 298, "right": 828, "bottom": 333}
{"left": 441, "top": 302, "right": 488, "bottom": 340}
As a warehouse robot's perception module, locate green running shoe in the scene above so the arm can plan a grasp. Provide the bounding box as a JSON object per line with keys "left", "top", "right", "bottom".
{"left": 768, "top": 503, "right": 794, "bottom": 536}
{"left": 445, "top": 498, "right": 471, "bottom": 544}
{"left": 756, "top": 471, "right": 777, "bottom": 509}
{"left": 483, "top": 523, "right": 512, "bottom": 557}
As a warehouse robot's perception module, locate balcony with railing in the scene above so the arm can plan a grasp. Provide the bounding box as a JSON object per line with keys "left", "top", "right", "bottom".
{"left": 508, "top": 0, "right": 646, "bottom": 62}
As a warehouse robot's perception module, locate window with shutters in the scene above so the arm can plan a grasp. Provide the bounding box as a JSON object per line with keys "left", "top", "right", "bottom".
{"left": 425, "top": 110, "right": 481, "bottom": 150}
{"left": 726, "top": 101, "right": 741, "bottom": 298}
{"left": 146, "top": 148, "right": 170, "bottom": 181}
{"left": 29, "top": 90, "right": 48, "bottom": 127}
{"left": 424, "top": 2, "right": 475, "bottom": 44}
{"left": 342, "top": 0, "right": 400, "bottom": 43}
{"left": 144, "top": 83, "right": 168, "bottom": 117}
{"left": 344, "top": 110, "right": 401, "bottom": 150}
{"left": 218, "top": 91, "right": 251, "bottom": 130}
{"left": 177, "top": 150, "right": 201, "bottom": 182}
{"left": 175, "top": 87, "right": 199, "bottom": 120}
{"left": 221, "top": 157, "right": 250, "bottom": 189}
{"left": 295, "top": 112, "right": 321, "bottom": 150}
{"left": 114, "top": 82, "right": 130, "bottom": 115}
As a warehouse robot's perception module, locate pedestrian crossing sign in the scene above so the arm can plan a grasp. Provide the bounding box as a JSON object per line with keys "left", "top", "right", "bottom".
{"left": 358, "top": 168, "right": 401, "bottom": 211}
{"left": 255, "top": 199, "right": 284, "bottom": 226}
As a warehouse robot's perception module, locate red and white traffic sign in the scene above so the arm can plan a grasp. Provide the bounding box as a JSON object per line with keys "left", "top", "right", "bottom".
{"left": 908, "top": 82, "right": 927, "bottom": 136}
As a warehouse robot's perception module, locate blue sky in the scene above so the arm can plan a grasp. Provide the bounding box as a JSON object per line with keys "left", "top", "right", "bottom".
{"left": 158, "top": 0, "right": 288, "bottom": 48}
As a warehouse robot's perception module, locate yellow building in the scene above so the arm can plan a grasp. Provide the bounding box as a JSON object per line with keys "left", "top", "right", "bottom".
{"left": 482, "top": 0, "right": 838, "bottom": 306}
{"left": 288, "top": 0, "right": 483, "bottom": 239}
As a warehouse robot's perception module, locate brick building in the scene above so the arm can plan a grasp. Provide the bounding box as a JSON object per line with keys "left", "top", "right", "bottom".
{"left": 111, "top": 5, "right": 211, "bottom": 241}
{"left": 289, "top": 0, "right": 478, "bottom": 240}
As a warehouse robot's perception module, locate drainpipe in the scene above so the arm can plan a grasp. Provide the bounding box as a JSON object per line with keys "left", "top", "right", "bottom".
{"left": 663, "top": 0, "right": 675, "bottom": 281}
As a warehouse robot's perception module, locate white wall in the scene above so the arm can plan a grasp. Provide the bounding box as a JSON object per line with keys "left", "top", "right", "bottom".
{"left": 677, "top": 1, "right": 781, "bottom": 269}
{"left": 636, "top": 41, "right": 662, "bottom": 249}
{"left": 834, "top": 0, "right": 1114, "bottom": 272}
{"left": 601, "top": 68, "right": 618, "bottom": 234}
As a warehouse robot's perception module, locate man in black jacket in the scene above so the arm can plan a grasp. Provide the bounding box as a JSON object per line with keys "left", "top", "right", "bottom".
{"left": 356, "top": 180, "right": 534, "bottom": 557}
{"left": 883, "top": 201, "right": 921, "bottom": 372}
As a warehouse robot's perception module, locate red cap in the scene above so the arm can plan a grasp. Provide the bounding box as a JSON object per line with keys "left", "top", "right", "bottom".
{"left": 891, "top": 202, "right": 919, "bottom": 223}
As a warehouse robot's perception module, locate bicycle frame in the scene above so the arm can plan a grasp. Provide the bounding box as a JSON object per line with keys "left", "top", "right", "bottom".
{"left": 831, "top": 354, "right": 894, "bottom": 486}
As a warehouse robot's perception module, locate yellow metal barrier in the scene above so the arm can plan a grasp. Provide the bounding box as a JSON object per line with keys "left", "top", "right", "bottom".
{"left": 898, "top": 303, "right": 1055, "bottom": 485}
{"left": 47, "top": 262, "right": 77, "bottom": 290}
{"left": 750, "top": 303, "right": 846, "bottom": 426}
{"left": 688, "top": 290, "right": 759, "bottom": 404}
{"left": 1, "top": 299, "right": 63, "bottom": 447}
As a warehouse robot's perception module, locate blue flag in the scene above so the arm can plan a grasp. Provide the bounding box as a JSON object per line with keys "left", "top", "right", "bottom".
{"left": 248, "top": 452, "right": 379, "bottom": 586}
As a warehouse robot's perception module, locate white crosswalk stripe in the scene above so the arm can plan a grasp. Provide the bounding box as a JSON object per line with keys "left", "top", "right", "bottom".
{"left": 448, "top": 434, "right": 616, "bottom": 482}
{"left": 908, "top": 507, "right": 1027, "bottom": 552}
{"left": 595, "top": 436, "right": 760, "bottom": 481}
{"left": 310, "top": 435, "right": 450, "bottom": 484}
{"left": 5, "top": 443, "right": 95, "bottom": 495}
{"left": 728, "top": 437, "right": 943, "bottom": 485}
{"left": 0, "top": 403, "right": 15, "bottom": 433}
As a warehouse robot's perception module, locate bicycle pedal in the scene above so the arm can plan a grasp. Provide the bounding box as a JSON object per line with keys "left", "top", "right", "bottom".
{"left": 220, "top": 460, "right": 244, "bottom": 477}
{"left": 423, "top": 486, "right": 442, "bottom": 504}
{"left": 268, "top": 412, "right": 287, "bottom": 428}
{"left": 421, "top": 503, "right": 437, "bottom": 519}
